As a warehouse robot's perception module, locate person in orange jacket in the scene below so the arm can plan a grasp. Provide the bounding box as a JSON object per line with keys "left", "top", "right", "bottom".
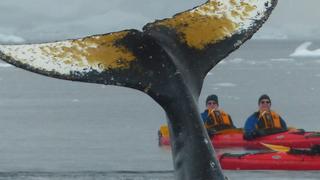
{"left": 201, "top": 94, "right": 236, "bottom": 136}
{"left": 243, "top": 94, "right": 288, "bottom": 140}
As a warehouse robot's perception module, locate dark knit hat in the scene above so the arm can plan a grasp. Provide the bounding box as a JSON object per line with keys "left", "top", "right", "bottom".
{"left": 258, "top": 94, "right": 271, "bottom": 104}
{"left": 206, "top": 94, "right": 218, "bottom": 105}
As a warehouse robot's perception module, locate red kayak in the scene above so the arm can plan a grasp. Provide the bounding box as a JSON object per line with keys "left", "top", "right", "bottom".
{"left": 158, "top": 125, "right": 320, "bottom": 149}
{"left": 219, "top": 151, "right": 320, "bottom": 170}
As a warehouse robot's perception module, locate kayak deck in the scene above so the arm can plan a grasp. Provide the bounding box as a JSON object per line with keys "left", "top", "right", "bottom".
{"left": 220, "top": 151, "right": 320, "bottom": 170}
{"left": 158, "top": 125, "right": 320, "bottom": 149}
{"left": 212, "top": 131, "right": 320, "bottom": 149}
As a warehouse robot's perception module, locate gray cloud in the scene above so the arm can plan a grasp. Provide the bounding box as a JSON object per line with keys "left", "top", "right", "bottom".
{"left": 257, "top": 0, "right": 320, "bottom": 40}
{"left": 0, "top": 0, "right": 319, "bottom": 43}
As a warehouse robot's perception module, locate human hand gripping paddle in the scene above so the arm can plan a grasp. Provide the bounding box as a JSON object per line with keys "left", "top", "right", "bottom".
{"left": 206, "top": 108, "right": 243, "bottom": 135}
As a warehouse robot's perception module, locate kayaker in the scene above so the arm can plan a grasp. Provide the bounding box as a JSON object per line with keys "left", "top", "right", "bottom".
{"left": 243, "top": 94, "right": 288, "bottom": 140}
{"left": 201, "top": 94, "right": 236, "bottom": 136}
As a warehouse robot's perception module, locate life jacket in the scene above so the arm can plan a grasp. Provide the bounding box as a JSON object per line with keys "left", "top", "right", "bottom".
{"left": 256, "top": 111, "right": 283, "bottom": 129}
{"left": 205, "top": 109, "right": 233, "bottom": 130}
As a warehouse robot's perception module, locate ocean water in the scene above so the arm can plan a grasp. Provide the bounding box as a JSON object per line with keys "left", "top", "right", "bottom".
{"left": 0, "top": 40, "right": 320, "bottom": 179}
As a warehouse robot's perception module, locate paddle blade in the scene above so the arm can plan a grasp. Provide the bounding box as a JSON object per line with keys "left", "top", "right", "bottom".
{"left": 261, "top": 143, "right": 291, "bottom": 152}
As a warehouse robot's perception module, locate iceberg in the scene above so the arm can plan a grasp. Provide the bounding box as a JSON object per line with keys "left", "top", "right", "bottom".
{"left": 290, "top": 42, "right": 320, "bottom": 57}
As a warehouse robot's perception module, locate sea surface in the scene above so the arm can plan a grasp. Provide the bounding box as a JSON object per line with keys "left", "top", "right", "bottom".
{"left": 0, "top": 40, "right": 320, "bottom": 179}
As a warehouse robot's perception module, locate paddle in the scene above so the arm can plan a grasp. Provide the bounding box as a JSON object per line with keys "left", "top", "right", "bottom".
{"left": 287, "top": 127, "right": 306, "bottom": 134}
{"left": 260, "top": 143, "right": 291, "bottom": 152}
{"left": 261, "top": 143, "right": 320, "bottom": 156}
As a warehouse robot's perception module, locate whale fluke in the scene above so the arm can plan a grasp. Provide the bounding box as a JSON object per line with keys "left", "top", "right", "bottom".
{"left": 0, "top": 0, "right": 278, "bottom": 179}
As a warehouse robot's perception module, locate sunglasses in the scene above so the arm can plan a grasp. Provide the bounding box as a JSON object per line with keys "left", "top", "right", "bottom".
{"left": 260, "top": 100, "right": 271, "bottom": 104}
{"left": 207, "top": 102, "right": 217, "bottom": 105}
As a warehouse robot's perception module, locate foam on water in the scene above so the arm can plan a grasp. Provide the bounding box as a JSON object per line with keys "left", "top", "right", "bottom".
{"left": 270, "top": 58, "right": 295, "bottom": 62}
{"left": 252, "top": 30, "right": 288, "bottom": 40}
{"left": 72, "top": 99, "right": 80, "bottom": 102}
{"left": 228, "top": 58, "right": 244, "bottom": 64}
{"left": 246, "top": 60, "right": 257, "bottom": 65}
{"left": 214, "top": 83, "right": 237, "bottom": 87}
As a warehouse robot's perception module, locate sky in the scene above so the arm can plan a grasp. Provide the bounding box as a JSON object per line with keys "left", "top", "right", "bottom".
{"left": 0, "top": 0, "right": 319, "bottom": 43}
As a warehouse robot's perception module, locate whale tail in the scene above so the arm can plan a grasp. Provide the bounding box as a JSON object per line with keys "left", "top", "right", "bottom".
{"left": 0, "top": 0, "right": 277, "bottom": 101}
{"left": 0, "top": 0, "right": 278, "bottom": 179}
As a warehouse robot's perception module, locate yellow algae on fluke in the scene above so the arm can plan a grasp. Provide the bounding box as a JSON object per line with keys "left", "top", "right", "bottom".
{"left": 40, "top": 31, "right": 136, "bottom": 70}
{"left": 153, "top": 0, "right": 257, "bottom": 49}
